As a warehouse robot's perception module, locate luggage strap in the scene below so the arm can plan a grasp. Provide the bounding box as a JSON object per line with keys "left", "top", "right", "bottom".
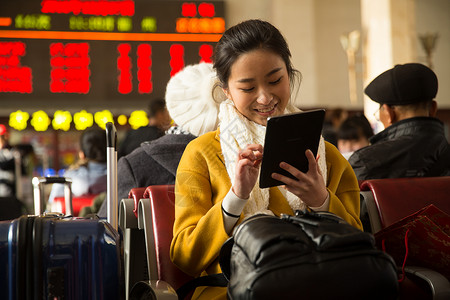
{"left": 176, "top": 273, "right": 227, "bottom": 300}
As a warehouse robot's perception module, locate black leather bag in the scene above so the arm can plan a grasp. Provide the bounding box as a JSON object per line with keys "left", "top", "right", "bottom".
{"left": 219, "top": 210, "right": 399, "bottom": 300}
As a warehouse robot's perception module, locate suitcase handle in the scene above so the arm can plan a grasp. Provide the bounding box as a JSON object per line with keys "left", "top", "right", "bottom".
{"left": 32, "top": 176, "right": 73, "bottom": 216}
{"left": 36, "top": 176, "right": 71, "bottom": 184}
{"left": 106, "top": 122, "right": 117, "bottom": 148}
{"left": 106, "top": 122, "right": 118, "bottom": 230}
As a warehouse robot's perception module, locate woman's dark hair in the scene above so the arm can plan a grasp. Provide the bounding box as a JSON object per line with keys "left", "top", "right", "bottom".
{"left": 213, "top": 19, "right": 300, "bottom": 90}
{"left": 337, "top": 114, "right": 374, "bottom": 141}
{"left": 148, "top": 98, "right": 167, "bottom": 118}
{"left": 80, "top": 127, "right": 107, "bottom": 163}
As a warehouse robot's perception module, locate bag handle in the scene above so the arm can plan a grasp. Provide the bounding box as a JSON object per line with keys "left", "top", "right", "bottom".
{"left": 382, "top": 228, "right": 411, "bottom": 282}
{"left": 176, "top": 273, "right": 227, "bottom": 300}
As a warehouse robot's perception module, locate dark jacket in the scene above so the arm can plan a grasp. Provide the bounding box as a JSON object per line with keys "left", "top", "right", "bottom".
{"left": 118, "top": 125, "right": 165, "bottom": 158}
{"left": 349, "top": 117, "right": 450, "bottom": 180}
{"left": 117, "top": 133, "right": 196, "bottom": 200}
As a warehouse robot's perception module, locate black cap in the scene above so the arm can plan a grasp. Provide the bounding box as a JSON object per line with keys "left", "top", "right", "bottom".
{"left": 364, "top": 63, "right": 438, "bottom": 105}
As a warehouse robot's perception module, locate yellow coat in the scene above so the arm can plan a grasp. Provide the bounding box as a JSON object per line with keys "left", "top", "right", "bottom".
{"left": 171, "top": 129, "right": 362, "bottom": 299}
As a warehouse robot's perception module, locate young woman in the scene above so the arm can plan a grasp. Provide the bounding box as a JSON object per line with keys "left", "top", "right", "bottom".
{"left": 170, "top": 19, "right": 362, "bottom": 299}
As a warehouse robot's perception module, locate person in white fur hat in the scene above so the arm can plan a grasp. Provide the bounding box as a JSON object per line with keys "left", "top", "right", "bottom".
{"left": 118, "top": 62, "right": 221, "bottom": 199}
{"left": 96, "top": 62, "right": 220, "bottom": 216}
{"left": 165, "top": 62, "right": 222, "bottom": 136}
{"left": 171, "top": 20, "right": 363, "bottom": 300}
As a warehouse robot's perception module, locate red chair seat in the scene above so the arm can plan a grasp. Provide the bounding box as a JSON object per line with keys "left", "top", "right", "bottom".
{"left": 360, "top": 176, "right": 450, "bottom": 229}
{"left": 143, "top": 185, "right": 194, "bottom": 291}
{"left": 359, "top": 176, "right": 450, "bottom": 299}
{"left": 53, "top": 194, "right": 98, "bottom": 216}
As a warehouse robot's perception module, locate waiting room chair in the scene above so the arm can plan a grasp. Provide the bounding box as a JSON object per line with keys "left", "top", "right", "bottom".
{"left": 360, "top": 176, "right": 450, "bottom": 233}
{"left": 135, "top": 185, "right": 194, "bottom": 299}
{"left": 119, "top": 187, "right": 148, "bottom": 299}
{"left": 360, "top": 176, "right": 450, "bottom": 300}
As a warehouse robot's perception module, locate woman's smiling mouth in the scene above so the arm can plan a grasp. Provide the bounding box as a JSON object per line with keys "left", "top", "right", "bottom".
{"left": 255, "top": 104, "right": 276, "bottom": 114}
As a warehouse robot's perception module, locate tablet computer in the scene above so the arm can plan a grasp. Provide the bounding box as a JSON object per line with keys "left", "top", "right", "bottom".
{"left": 259, "top": 109, "right": 325, "bottom": 188}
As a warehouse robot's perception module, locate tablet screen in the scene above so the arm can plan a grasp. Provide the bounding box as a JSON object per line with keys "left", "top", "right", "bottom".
{"left": 259, "top": 109, "right": 325, "bottom": 188}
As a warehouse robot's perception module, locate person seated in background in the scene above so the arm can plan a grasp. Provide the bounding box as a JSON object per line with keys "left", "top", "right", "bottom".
{"left": 118, "top": 98, "right": 172, "bottom": 158}
{"left": 336, "top": 114, "right": 374, "bottom": 160}
{"left": 321, "top": 108, "right": 348, "bottom": 146}
{"left": 48, "top": 127, "right": 108, "bottom": 208}
{"left": 96, "top": 62, "right": 221, "bottom": 217}
{"left": 0, "top": 124, "right": 28, "bottom": 220}
{"left": 170, "top": 19, "right": 362, "bottom": 300}
{"left": 0, "top": 124, "right": 16, "bottom": 198}
{"left": 349, "top": 63, "right": 450, "bottom": 180}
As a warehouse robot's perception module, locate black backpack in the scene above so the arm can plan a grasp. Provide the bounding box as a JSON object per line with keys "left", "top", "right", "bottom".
{"left": 218, "top": 210, "right": 399, "bottom": 300}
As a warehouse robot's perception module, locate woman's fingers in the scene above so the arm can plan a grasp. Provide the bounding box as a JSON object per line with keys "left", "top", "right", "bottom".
{"left": 234, "top": 144, "right": 264, "bottom": 199}
{"left": 271, "top": 149, "right": 321, "bottom": 184}
{"left": 306, "top": 149, "right": 318, "bottom": 174}
{"left": 245, "top": 143, "right": 263, "bottom": 152}
{"left": 271, "top": 171, "right": 297, "bottom": 186}
{"left": 239, "top": 144, "right": 263, "bottom": 164}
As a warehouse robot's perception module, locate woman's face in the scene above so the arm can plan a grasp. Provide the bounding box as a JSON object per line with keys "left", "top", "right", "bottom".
{"left": 223, "top": 48, "right": 291, "bottom": 126}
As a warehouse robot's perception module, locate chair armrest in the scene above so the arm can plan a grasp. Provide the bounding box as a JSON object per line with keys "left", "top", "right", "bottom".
{"left": 149, "top": 280, "right": 178, "bottom": 299}
{"left": 405, "top": 266, "right": 450, "bottom": 300}
{"left": 120, "top": 197, "right": 148, "bottom": 298}
{"left": 130, "top": 280, "right": 178, "bottom": 299}
{"left": 119, "top": 198, "right": 138, "bottom": 229}
{"left": 129, "top": 187, "right": 147, "bottom": 218}
{"left": 138, "top": 198, "right": 158, "bottom": 281}
{"left": 360, "top": 190, "right": 382, "bottom": 233}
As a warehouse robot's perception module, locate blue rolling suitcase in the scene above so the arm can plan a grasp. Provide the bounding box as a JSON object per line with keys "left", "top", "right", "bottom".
{"left": 0, "top": 122, "right": 123, "bottom": 300}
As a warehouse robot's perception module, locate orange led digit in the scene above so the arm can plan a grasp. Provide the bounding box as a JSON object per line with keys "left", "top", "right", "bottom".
{"left": 0, "top": 18, "right": 12, "bottom": 27}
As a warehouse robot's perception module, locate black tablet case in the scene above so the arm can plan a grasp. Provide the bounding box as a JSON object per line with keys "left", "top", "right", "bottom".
{"left": 259, "top": 109, "right": 325, "bottom": 188}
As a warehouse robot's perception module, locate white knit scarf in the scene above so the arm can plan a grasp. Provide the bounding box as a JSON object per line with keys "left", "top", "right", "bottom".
{"left": 218, "top": 99, "right": 327, "bottom": 218}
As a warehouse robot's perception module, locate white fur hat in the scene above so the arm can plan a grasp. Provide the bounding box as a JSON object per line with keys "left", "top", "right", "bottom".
{"left": 165, "top": 62, "right": 223, "bottom": 136}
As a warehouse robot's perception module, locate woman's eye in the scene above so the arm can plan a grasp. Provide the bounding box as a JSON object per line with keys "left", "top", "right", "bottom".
{"left": 240, "top": 87, "right": 254, "bottom": 92}
{"left": 269, "top": 77, "right": 282, "bottom": 85}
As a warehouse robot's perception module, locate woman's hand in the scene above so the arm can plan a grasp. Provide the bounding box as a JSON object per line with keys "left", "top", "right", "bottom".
{"left": 232, "top": 144, "right": 263, "bottom": 199}
{"left": 271, "top": 149, "right": 328, "bottom": 207}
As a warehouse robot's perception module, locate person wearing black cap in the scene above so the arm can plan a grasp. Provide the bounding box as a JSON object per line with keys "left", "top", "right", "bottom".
{"left": 348, "top": 63, "right": 450, "bottom": 180}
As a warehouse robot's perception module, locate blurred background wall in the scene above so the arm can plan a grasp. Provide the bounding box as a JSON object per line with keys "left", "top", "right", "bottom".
{"left": 225, "top": 0, "right": 449, "bottom": 111}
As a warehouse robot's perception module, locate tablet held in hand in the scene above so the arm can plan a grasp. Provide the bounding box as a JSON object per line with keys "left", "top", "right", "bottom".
{"left": 259, "top": 109, "right": 325, "bottom": 188}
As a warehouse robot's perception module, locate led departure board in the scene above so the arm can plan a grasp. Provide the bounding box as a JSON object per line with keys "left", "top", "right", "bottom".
{"left": 0, "top": 0, "right": 224, "bottom": 113}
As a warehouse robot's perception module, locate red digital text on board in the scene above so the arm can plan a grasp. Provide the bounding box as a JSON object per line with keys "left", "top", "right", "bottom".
{"left": 0, "top": 42, "right": 32, "bottom": 93}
